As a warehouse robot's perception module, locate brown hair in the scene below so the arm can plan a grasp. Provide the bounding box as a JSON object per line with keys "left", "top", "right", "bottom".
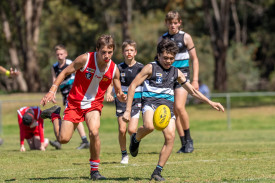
{"left": 96, "top": 35, "right": 115, "bottom": 51}
{"left": 165, "top": 11, "right": 181, "bottom": 22}
{"left": 157, "top": 39, "right": 179, "bottom": 56}
{"left": 54, "top": 44, "right": 67, "bottom": 52}
{"left": 122, "top": 40, "right": 137, "bottom": 52}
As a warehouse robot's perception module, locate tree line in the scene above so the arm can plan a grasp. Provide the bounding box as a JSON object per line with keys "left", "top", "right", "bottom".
{"left": 0, "top": 0, "right": 274, "bottom": 93}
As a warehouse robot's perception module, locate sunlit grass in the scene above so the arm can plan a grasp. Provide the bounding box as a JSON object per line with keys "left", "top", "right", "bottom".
{"left": 0, "top": 93, "right": 275, "bottom": 182}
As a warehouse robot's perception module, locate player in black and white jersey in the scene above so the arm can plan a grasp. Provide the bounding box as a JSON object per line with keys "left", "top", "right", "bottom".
{"left": 122, "top": 39, "right": 224, "bottom": 181}
{"left": 158, "top": 11, "right": 200, "bottom": 153}
{"left": 107, "top": 40, "right": 143, "bottom": 164}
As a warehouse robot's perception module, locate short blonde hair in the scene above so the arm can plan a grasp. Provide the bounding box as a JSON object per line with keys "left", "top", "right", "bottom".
{"left": 122, "top": 40, "right": 137, "bottom": 52}
{"left": 54, "top": 44, "right": 67, "bottom": 52}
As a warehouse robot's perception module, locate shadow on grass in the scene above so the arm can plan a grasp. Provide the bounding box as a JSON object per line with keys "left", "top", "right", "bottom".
{"left": 107, "top": 177, "right": 148, "bottom": 181}
{"left": 103, "top": 151, "right": 159, "bottom": 155}
{"left": 4, "top": 179, "right": 16, "bottom": 182}
{"left": 28, "top": 176, "right": 148, "bottom": 181}
{"left": 29, "top": 176, "right": 89, "bottom": 181}
{"left": 72, "top": 161, "right": 120, "bottom": 165}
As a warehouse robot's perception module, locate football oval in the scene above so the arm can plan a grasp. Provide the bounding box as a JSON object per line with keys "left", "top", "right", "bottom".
{"left": 153, "top": 105, "right": 171, "bottom": 131}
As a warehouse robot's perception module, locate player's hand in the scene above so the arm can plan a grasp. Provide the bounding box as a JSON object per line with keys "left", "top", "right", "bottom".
{"left": 9, "top": 68, "right": 20, "bottom": 77}
{"left": 192, "top": 80, "right": 199, "bottom": 90}
{"left": 117, "top": 92, "right": 127, "bottom": 103}
{"left": 210, "top": 101, "right": 224, "bottom": 112}
{"left": 20, "top": 145, "right": 26, "bottom": 152}
{"left": 40, "top": 145, "right": 46, "bottom": 151}
{"left": 40, "top": 92, "right": 57, "bottom": 106}
{"left": 122, "top": 111, "right": 131, "bottom": 122}
{"left": 106, "top": 93, "right": 114, "bottom": 102}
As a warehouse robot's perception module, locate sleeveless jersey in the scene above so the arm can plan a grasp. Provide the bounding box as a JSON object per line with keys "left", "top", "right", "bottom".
{"left": 17, "top": 106, "right": 44, "bottom": 145}
{"left": 53, "top": 59, "right": 75, "bottom": 89}
{"left": 115, "top": 61, "right": 144, "bottom": 116}
{"left": 142, "top": 61, "right": 178, "bottom": 111}
{"left": 162, "top": 31, "right": 190, "bottom": 69}
{"left": 67, "top": 52, "right": 117, "bottom": 109}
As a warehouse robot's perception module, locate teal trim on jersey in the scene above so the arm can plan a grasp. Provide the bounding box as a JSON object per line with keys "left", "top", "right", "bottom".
{"left": 142, "top": 91, "right": 174, "bottom": 102}
{"left": 60, "top": 79, "right": 74, "bottom": 89}
{"left": 172, "top": 59, "right": 189, "bottom": 68}
{"left": 115, "top": 92, "right": 142, "bottom": 99}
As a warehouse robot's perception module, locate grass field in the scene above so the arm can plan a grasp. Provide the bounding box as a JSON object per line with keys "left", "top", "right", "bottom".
{"left": 0, "top": 93, "right": 275, "bottom": 182}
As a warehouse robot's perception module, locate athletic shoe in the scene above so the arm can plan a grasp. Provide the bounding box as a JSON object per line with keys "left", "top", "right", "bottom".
{"left": 76, "top": 142, "right": 89, "bottom": 150}
{"left": 49, "top": 140, "right": 61, "bottom": 150}
{"left": 129, "top": 133, "right": 140, "bottom": 157}
{"left": 151, "top": 170, "right": 165, "bottom": 181}
{"left": 90, "top": 171, "right": 106, "bottom": 180}
{"left": 120, "top": 154, "right": 129, "bottom": 164}
{"left": 184, "top": 139, "right": 194, "bottom": 153}
{"left": 177, "top": 139, "right": 194, "bottom": 153}
{"left": 176, "top": 145, "right": 185, "bottom": 153}
{"left": 41, "top": 105, "right": 61, "bottom": 119}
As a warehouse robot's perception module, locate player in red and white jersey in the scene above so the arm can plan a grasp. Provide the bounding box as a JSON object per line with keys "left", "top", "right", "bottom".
{"left": 17, "top": 106, "right": 48, "bottom": 152}
{"left": 67, "top": 51, "right": 116, "bottom": 110}
{"left": 40, "top": 35, "right": 126, "bottom": 180}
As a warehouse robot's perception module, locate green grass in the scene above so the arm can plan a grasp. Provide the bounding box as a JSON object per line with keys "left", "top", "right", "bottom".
{"left": 0, "top": 93, "right": 275, "bottom": 182}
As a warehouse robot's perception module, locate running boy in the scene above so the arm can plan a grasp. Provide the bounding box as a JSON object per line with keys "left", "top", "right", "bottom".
{"left": 122, "top": 39, "right": 224, "bottom": 181}
{"left": 107, "top": 40, "right": 143, "bottom": 164}
{"left": 40, "top": 35, "right": 126, "bottom": 180}
{"left": 50, "top": 44, "right": 89, "bottom": 150}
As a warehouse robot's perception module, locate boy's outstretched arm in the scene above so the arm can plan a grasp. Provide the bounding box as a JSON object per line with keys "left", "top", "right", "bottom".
{"left": 178, "top": 70, "right": 224, "bottom": 112}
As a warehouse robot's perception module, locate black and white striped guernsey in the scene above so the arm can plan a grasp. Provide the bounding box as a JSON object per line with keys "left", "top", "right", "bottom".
{"left": 162, "top": 31, "right": 190, "bottom": 69}
{"left": 142, "top": 61, "right": 178, "bottom": 111}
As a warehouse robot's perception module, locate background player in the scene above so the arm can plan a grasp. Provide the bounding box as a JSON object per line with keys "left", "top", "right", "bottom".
{"left": 17, "top": 106, "right": 49, "bottom": 151}
{"left": 158, "top": 11, "right": 200, "bottom": 153}
{"left": 107, "top": 40, "right": 143, "bottom": 164}
{"left": 50, "top": 44, "right": 89, "bottom": 150}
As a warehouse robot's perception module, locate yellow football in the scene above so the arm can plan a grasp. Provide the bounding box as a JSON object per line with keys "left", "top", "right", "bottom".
{"left": 153, "top": 105, "right": 171, "bottom": 131}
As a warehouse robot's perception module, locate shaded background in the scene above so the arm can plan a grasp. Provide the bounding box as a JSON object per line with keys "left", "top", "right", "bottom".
{"left": 0, "top": 0, "right": 274, "bottom": 93}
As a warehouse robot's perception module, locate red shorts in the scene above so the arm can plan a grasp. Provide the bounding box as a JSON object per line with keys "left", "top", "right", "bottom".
{"left": 63, "top": 101, "right": 103, "bottom": 123}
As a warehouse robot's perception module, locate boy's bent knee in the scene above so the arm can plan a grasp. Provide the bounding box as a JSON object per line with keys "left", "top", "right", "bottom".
{"left": 128, "top": 128, "right": 136, "bottom": 135}
{"left": 89, "top": 130, "right": 99, "bottom": 138}
{"left": 144, "top": 125, "right": 154, "bottom": 133}
{"left": 58, "top": 136, "right": 70, "bottom": 144}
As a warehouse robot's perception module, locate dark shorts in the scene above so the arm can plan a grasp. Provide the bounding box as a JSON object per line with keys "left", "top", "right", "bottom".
{"left": 174, "top": 67, "right": 190, "bottom": 89}
{"left": 61, "top": 85, "right": 72, "bottom": 106}
{"left": 115, "top": 98, "right": 141, "bottom": 118}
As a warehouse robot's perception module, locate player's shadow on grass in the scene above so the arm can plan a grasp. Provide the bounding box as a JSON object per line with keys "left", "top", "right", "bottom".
{"left": 101, "top": 161, "right": 119, "bottom": 164}
{"left": 29, "top": 176, "right": 89, "bottom": 181}
{"left": 29, "top": 176, "right": 148, "bottom": 181}
{"left": 101, "top": 177, "right": 148, "bottom": 181}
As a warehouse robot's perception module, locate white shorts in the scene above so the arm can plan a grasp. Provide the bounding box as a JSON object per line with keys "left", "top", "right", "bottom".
{"left": 142, "top": 105, "right": 175, "bottom": 119}
{"left": 116, "top": 110, "right": 140, "bottom": 119}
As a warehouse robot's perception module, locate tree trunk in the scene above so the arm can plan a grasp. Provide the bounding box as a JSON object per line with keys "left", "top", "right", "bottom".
{"left": 23, "top": 0, "right": 44, "bottom": 92}
{"left": 231, "top": 0, "right": 241, "bottom": 42}
{"left": 0, "top": 5, "right": 28, "bottom": 92}
{"left": 214, "top": 46, "right": 227, "bottom": 91}
{"left": 121, "top": 0, "right": 132, "bottom": 41}
{"left": 203, "top": 0, "right": 230, "bottom": 92}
